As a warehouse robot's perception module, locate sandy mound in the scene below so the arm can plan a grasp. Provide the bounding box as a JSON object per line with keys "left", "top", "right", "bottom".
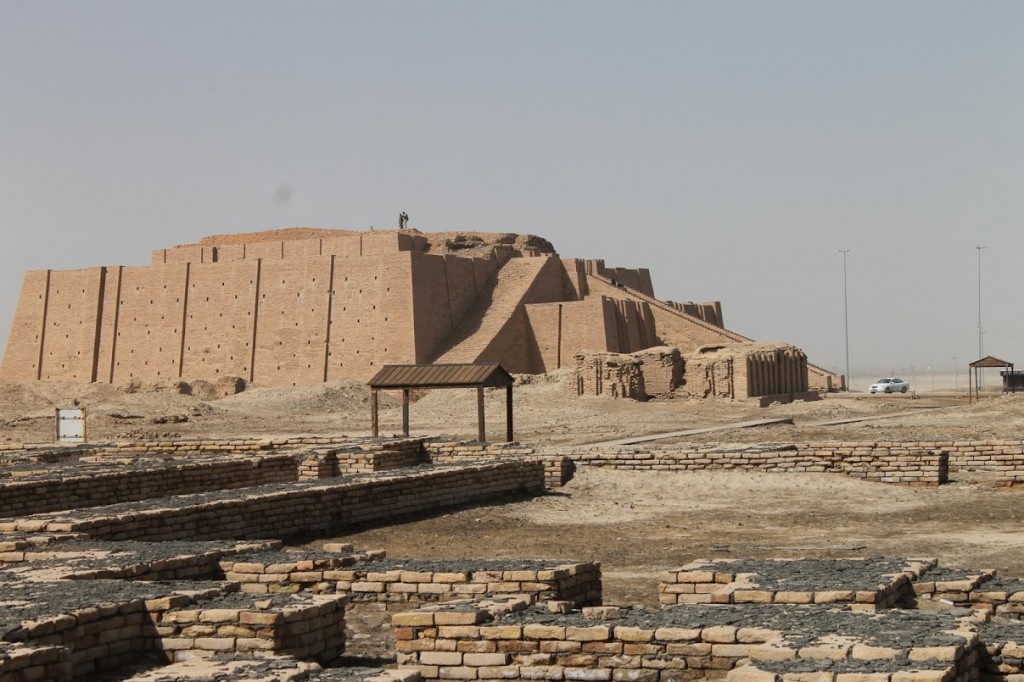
{"left": 215, "top": 379, "right": 400, "bottom": 415}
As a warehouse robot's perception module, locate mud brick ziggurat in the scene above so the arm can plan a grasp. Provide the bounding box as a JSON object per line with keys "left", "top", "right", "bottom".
{"left": 0, "top": 227, "right": 839, "bottom": 397}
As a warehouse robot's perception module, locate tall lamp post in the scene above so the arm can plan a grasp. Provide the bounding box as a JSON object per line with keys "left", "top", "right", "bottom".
{"left": 976, "top": 246, "right": 985, "bottom": 389}
{"left": 840, "top": 248, "right": 851, "bottom": 391}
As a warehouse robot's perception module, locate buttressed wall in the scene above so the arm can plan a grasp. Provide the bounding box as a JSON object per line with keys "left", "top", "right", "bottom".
{"left": 1, "top": 227, "right": 830, "bottom": 391}
{"left": 681, "top": 342, "right": 809, "bottom": 400}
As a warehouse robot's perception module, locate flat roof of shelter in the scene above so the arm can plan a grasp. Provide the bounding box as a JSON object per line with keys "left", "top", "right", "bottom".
{"left": 367, "top": 363, "right": 514, "bottom": 389}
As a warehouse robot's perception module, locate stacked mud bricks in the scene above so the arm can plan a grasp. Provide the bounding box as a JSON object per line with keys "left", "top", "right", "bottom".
{"left": 0, "top": 583, "right": 347, "bottom": 680}
{"left": 151, "top": 592, "right": 348, "bottom": 664}
{"left": 0, "top": 460, "right": 545, "bottom": 541}
{"left": 424, "top": 441, "right": 573, "bottom": 487}
{"left": 393, "top": 598, "right": 980, "bottom": 682}
{"left": 681, "top": 343, "right": 809, "bottom": 401}
{"left": 393, "top": 557, "right": 1024, "bottom": 682}
{"left": 220, "top": 556, "right": 600, "bottom": 608}
{"left": 914, "top": 569, "right": 1024, "bottom": 620}
{"left": 658, "top": 559, "right": 935, "bottom": 607}
{"left": 569, "top": 442, "right": 948, "bottom": 486}
{"left": 1, "top": 229, "right": 668, "bottom": 386}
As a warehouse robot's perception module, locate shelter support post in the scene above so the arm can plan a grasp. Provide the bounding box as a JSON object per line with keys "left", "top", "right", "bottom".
{"left": 371, "top": 389, "right": 379, "bottom": 437}
{"left": 402, "top": 389, "right": 410, "bottom": 437}
{"left": 477, "top": 386, "right": 486, "bottom": 443}
{"left": 506, "top": 385, "right": 513, "bottom": 443}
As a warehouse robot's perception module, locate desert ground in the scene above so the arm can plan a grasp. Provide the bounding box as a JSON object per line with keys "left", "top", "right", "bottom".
{"left": 3, "top": 371, "right": 1023, "bottom": 609}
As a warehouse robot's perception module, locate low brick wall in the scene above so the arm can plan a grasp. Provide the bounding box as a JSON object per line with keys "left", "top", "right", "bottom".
{"left": 913, "top": 570, "right": 1024, "bottom": 620}
{"left": 7, "top": 437, "right": 1024, "bottom": 486}
{"left": 939, "top": 440, "right": 1024, "bottom": 484}
{"left": 659, "top": 558, "right": 933, "bottom": 607}
{"left": 566, "top": 443, "right": 947, "bottom": 486}
{"left": 393, "top": 600, "right": 978, "bottom": 682}
{"left": 220, "top": 557, "right": 601, "bottom": 607}
{"left": 0, "top": 454, "right": 300, "bottom": 518}
{"left": 425, "top": 441, "right": 573, "bottom": 487}
{"left": 299, "top": 440, "right": 427, "bottom": 479}
{"left": 151, "top": 593, "right": 347, "bottom": 664}
{"left": 0, "top": 584, "right": 347, "bottom": 680}
{"left": 0, "top": 641, "right": 71, "bottom": 681}
{"left": 5, "top": 593, "right": 153, "bottom": 679}
{"left": 0, "top": 461, "right": 546, "bottom": 541}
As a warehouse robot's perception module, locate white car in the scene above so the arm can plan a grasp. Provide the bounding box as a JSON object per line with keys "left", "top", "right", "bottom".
{"left": 869, "top": 377, "right": 909, "bottom": 394}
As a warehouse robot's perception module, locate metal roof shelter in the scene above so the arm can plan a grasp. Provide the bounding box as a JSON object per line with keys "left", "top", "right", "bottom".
{"left": 968, "top": 355, "right": 1015, "bottom": 404}
{"left": 367, "top": 363, "right": 515, "bottom": 442}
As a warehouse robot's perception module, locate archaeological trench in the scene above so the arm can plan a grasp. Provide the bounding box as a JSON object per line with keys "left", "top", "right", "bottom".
{"left": 3, "top": 229, "right": 1024, "bottom": 681}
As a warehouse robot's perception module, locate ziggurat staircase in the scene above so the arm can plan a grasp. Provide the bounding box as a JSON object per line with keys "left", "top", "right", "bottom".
{"left": 431, "top": 256, "right": 553, "bottom": 364}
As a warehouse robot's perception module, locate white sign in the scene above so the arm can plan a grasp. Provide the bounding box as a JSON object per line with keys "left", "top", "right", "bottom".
{"left": 56, "top": 407, "right": 87, "bottom": 443}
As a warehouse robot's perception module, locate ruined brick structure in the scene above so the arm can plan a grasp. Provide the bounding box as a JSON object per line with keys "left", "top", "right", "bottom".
{"left": 680, "top": 342, "right": 812, "bottom": 403}
{"left": 1, "top": 227, "right": 841, "bottom": 395}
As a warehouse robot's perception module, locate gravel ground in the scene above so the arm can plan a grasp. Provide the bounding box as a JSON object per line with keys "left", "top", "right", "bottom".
{"left": 225, "top": 553, "right": 579, "bottom": 574}
{"left": 491, "top": 604, "right": 972, "bottom": 648}
{"left": 977, "top": 618, "right": 1024, "bottom": 641}
{"left": 682, "top": 557, "right": 912, "bottom": 591}
{"left": 0, "top": 580, "right": 231, "bottom": 636}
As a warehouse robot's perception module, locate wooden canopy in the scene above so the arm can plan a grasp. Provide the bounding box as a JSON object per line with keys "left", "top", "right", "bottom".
{"left": 367, "top": 363, "right": 515, "bottom": 442}
{"left": 968, "top": 355, "right": 1015, "bottom": 403}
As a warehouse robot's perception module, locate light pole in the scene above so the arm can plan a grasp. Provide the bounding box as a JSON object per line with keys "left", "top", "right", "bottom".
{"left": 976, "top": 246, "right": 985, "bottom": 389}
{"left": 840, "top": 248, "right": 851, "bottom": 391}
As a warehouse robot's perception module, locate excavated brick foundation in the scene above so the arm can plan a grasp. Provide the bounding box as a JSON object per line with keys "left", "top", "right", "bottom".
{"left": 4, "top": 436, "right": 1024, "bottom": 681}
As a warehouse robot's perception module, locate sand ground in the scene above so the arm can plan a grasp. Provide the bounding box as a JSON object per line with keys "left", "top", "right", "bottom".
{"left": 2, "top": 374, "right": 1023, "bottom": 607}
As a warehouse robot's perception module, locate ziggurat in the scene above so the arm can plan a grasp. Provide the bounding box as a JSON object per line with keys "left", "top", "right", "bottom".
{"left": 0, "top": 227, "right": 839, "bottom": 397}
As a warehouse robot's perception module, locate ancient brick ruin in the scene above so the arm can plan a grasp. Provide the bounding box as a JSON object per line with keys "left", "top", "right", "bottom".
{"left": 0, "top": 227, "right": 840, "bottom": 400}
{"left": 3, "top": 436, "right": 1024, "bottom": 680}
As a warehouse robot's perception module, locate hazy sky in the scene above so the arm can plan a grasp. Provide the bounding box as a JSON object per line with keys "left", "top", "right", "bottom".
{"left": 2, "top": 1, "right": 1022, "bottom": 387}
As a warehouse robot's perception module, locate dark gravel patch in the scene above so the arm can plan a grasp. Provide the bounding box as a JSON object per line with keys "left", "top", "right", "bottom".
{"left": 0, "top": 580, "right": 231, "bottom": 637}
{"left": 490, "top": 604, "right": 971, "bottom": 649}
{"left": 20, "top": 537, "right": 271, "bottom": 564}
{"left": 229, "top": 552, "right": 577, "bottom": 573}
{"left": 918, "top": 567, "right": 991, "bottom": 582}
{"left": 0, "top": 577, "right": 337, "bottom": 638}
{"left": 685, "top": 558, "right": 911, "bottom": 591}
{"left": 980, "top": 578, "right": 1024, "bottom": 593}
{"left": 754, "top": 658, "right": 953, "bottom": 673}
{"left": 978, "top": 618, "right": 1024, "bottom": 642}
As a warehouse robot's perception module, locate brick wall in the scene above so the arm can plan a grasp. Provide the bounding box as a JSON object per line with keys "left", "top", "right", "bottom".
{"left": 180, "top": 259, "right": 260, "bottom": 381}
{"left": 220, "top": 557, "right": 601, "bottom": 607}
{"left": 152, "top": 593, "right": 348, "bottom": 665}
{"left": 392, "top": 600, "right": 975, "bottom": 682}
{"left": 564, "top": 443, "right": 948, "bottom": 486}
{"left": 658, "top": 558, "right": 931, "bottom": 607}
{"left": 252, "top": 256, "right": 334, "bottom": 386}
{"left": 572, "top": 351, "right": 646, "bottom": 400}
{"left": 34, "top": 268, "right": 105, "bottom": 382}
{"left": 0, "top": 460, "right": 546, "bottom": 541}
{"left": 1, "top": 271, "right": 52, "bottom": 380}
{"left": 0, "top": 454, "right": 300, "bottom": 518}
{"left": 109, "top": 264, "right": 190, "bottom": 382}
{"left": 423, "top": 441, "right": 572, "bottom": 487}
{"left": 0, "top": 587, "right": 347, "bottom": 679}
